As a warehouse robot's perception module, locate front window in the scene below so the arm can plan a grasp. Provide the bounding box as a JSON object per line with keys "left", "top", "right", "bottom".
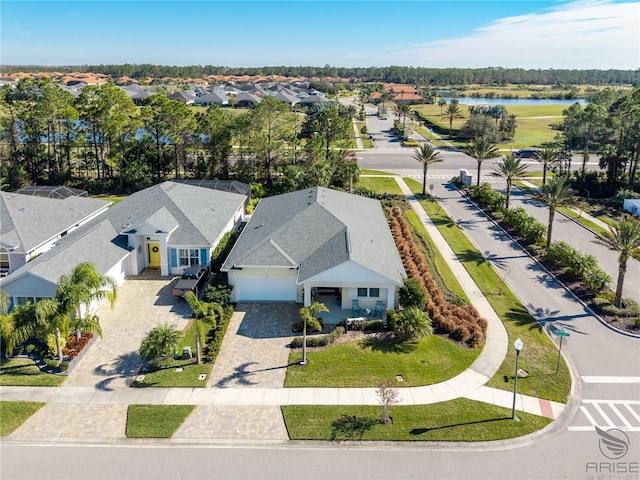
{"left": 369, "top": 288, "right": 380, "bottom": 298}
{"left": 178, "top": 248, "right": 200, "bottom": 267}
{"left": 357, "top": 287, "right": 368, "bottom": 297}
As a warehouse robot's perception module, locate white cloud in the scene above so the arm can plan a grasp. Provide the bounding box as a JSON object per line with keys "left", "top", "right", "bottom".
{"left": 356, "top": 1, "right": 640, "bottom": 69}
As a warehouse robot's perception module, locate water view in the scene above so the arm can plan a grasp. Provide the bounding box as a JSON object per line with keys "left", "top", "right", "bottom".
{"left": 441, "top": 96, "right": 588, "bottom": 106}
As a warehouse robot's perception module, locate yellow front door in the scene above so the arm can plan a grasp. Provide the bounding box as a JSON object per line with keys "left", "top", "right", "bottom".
{"left": 147, "top": 242, "right": 161, "bottom": 267}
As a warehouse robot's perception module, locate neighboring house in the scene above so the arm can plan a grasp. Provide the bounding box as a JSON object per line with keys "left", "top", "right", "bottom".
{"left": 234, "top": 92, "right": 261, "bottom": 108}
{"left": 1, "top": 181, "right": 248, "bottom": 309}
{"left": 221, "top": 187, "right": 406, "bottom": 312}
{"left": 0, "top": 191, "right": 111, "bottom": 276}
{"left": 167, "top": 90, "right": 196, "bottom": 104}
{"left": 193, "top": 90, "right": 229, "bottom": 106}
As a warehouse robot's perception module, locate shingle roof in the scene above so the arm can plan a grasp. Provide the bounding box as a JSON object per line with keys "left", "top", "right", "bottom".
{"left": 222, "top": 187, "right": 405, "bottom": 285}
{"left": 0, "top": 192, "right": 110, "bottom": 252}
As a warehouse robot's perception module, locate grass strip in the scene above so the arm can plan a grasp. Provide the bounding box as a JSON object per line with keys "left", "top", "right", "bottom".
{"left": 126, "top": 405, "right": 195, "bottom": 438}
{"left": 282, "top": 399, "right": 551, "bottom": 441}
{"left": 0, "top": 401, "right": 46, "bottom": 436}
{"left": 358, "top": 176, "right": 404, "bottom": 195}
{"left": 404, "top": 209, "right": 469, "bottom": 303}
{"left": 0, "top": 358, "right": 66, "bottom": 387}
{"left": 404, "top": 178, "right": 570, "bottom": 403}
{"left": 285, "top": 334, "right": 479, "bottom": 388}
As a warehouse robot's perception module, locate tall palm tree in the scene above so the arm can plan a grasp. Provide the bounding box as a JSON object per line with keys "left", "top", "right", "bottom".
{"left": 34, "top": 297, "right": 70, "bottom": 363}
{"left": 185, "top": 291, "right": 223, "bottom": 364}
{"left": 413, "top": 143, "right": 444, "bottom": 195}
{"left": 491, "top": 154, "right": 529, "bottom": 209}
{"left": 395, "top": 102, "right": 412, "bottom": 135}
{"left": 535, "top": 176, "right": 577, "bottom": 248}
{"left": 464, "top": 137, "right": 500, "bottom": 186}
{"left": 139, "top": 323, "right": 182, "bottom": 368}
{"left": 443, "top": 103, "right": 463, "bottom": 136}
{"left": 537, "top": 147, "right": 558, "bottom": 185}
{"left": 379, "top": 90, "right": 390, "bottom": 114}
{"left": 438, "top": 98, "right": 447, "bottom": 114}
{"left": 598, "top": 216, "right": 640, "bottom": 308}
{"left": 298, "top": 302, "right": 329, "bottom": 366}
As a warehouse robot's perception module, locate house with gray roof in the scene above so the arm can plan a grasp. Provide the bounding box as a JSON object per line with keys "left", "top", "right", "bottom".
{"left": 193, "top": 90, "right": 229, "bottom": 106}
{"left": 0, "top": 192, "right": 111, "bottom": 276}
{"left": 1, "top": 181, "right": 247, "bottom": 309}
{"left": 221, "top": 187, "right": 406, "bottom": 312}
{"left": 233, "top": 92, "right": 261, "bottom": 108}
{"left": 167, "top": 90, "right": 196, "bottom": 104}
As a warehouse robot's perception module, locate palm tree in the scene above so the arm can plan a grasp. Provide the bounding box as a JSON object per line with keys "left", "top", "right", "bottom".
{"left": 535, "top": 176, "right": 577, "bottom": 248}
{"left": 443, "top": 103, "right": 463, "bottom": 136}
{"left": 185, "top": 291, "right": 223, "bottom": 364}
{"left": 598, "top": 216, "right": 640, "bottom": 308}
{"left": 464, "top": 137, "right": 500, "bottom": 186}
{"left": 34, "top": 297, "right": 70, "bottom": 363}
{"left": 491, "top": 154, "right": 529, "bottom": 209}
{"left": 61, "top": 262, "right": 117, "bottom": 340}
{"left": 538, "top": 148, "right": 558, "bottom": 185}
{"left": 298, "top": 302, "right": 329, "bottom": 366}
{"left": 395, "top": 102, "right": 412, "bottom": 135}
{"left": 379, "top": 90, "right": 390, "bottom": 114}
{"left": 139, "top": 323, "right": 182, "bottom": 368}
{"left": 413, "top": 143, "right": 444, "bottom": 195}
{"left": 438, "top": 98, "right": 447, "bottom": 114}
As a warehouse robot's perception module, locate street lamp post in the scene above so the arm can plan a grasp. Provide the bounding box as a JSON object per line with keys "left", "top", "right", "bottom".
{"left": 511, "top": 338, "right": 523, "bottom": 420}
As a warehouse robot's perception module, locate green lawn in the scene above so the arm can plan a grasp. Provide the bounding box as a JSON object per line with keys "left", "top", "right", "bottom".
{"left": 357, "top": 176, "right": 403, "bottom": 195}
{"left": 131, "top": 320, "right": 214, "bottom": 388}
{"left": 126, "top": 405, "right": 195, "bottom": 438}
{"left": 0, "top": 401, "right": 46, "bottom": 436}
{"left": 404, "top": 178, "right": 570, "bottom": 403}
{"left": 404, "top": 209, "right": 468, "bottom": 303}
{"left": 0, "top": 358, "right": 66, "bottom": 387}
{"left": 282, "top": 399, "right": 551, "bottom": 441}
{"left": 285, "top": 334, "right": 480, "bottom": 388}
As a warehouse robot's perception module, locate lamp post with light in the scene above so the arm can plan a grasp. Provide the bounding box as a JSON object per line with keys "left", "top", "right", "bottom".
{"left": 511, "top": 338, "right": 523, "bottom": 420}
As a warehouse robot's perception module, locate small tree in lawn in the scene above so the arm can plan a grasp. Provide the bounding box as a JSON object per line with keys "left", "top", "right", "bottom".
{"left": 185, "top": 292, "right": 223, "bottom": 364}
{"left": 139, "top": 323, "right": 181, "bottom": 369}
{"left": 298, "top": 302, "right": 329, "bottom": 366}
{"left": 377, "top": 380, "right": 400, "bottom": 425}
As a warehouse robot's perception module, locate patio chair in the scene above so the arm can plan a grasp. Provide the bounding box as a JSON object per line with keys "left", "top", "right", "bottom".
{"left": 351, "top": 299, "right": 361, "bottom": 317}
{"left": 373, "top": 300, "right": 383, "bottom": 319}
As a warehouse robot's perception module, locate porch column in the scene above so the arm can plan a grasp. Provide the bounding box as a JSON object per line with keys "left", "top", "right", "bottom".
{"left": 304, "top": 285, "right": 311, "bottom": 307}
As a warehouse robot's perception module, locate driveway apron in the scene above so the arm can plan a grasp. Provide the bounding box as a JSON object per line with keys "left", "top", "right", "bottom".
{"left": 64, "top": 270, "right": 191, "bottom": 390}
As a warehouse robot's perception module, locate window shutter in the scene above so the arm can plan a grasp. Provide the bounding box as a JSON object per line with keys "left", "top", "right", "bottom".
{"left": 170, "top": 249, "right": 177, "bottom": 268}
{"left": 200, "top": 248, "right": 207, "bottom": 265}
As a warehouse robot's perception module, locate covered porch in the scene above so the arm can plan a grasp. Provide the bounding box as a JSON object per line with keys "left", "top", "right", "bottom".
{"left": 310, "top": 288, "right": 388, "bottom": 327}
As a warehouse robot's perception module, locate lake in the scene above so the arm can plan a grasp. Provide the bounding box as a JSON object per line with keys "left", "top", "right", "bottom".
{"left": 440, "top": 97, "right": 587, "bottom": 106}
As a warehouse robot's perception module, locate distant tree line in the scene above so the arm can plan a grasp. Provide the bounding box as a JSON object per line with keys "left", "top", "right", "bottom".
{"left": 2, "top": 64, "right": 638, "bottom": 86}
{"left": 0, "top": 78, "right": 360, "bottom": 195}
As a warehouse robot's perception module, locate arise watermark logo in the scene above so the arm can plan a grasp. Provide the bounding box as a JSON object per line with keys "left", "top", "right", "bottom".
{"left": 585, "top": 427, "right": 638, "bottom": 480}
{"left": 597, "top": 426, "right": 630, "bottom": 460}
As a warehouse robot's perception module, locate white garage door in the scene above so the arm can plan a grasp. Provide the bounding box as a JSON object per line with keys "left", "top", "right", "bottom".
{"left": 234, "top": 276, "right": 298, "bottom": 301}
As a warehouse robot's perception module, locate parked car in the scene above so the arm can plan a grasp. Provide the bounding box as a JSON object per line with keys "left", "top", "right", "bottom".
{"left": 172, "top": 264, "right": 210, "bottom": 298}
{"left": 514, "top": 149, "right": 542, "bottom": 159}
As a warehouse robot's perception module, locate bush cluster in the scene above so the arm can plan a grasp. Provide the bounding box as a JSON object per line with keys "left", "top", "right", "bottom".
{"left": 592, "top": 294, "right": 640, "bottom": 317}
{"left": 386, "top": 206, "right": 487, "bottom": 347}
{"left": 290, "top": 326, "right": 345, "bottom": 348}
{"left": 503, "top": 207, "right": 547, "bottom": 245}
{"left": 546, "top": 242, "right": 610, "bottom": 293}
{"left": 344, "top": 319, "right": 385, "bottom": 332}
{"left": 469, "top": 183, "right": 506, "bottom": 211}
{"left": 203, "top": 306, "right": 235, "bottom": 363}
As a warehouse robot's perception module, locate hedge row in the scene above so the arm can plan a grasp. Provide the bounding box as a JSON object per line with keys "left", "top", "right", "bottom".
{"left": 290, "top": 326, "right": 346, "bottom": 348}
{"left": 386, "top": 206, "right": 487, "bottom": 347}
{"left": 546, "top": 241, "right": 610, "bottom": 293}
{"left": 203, "top": 306, "right": 235, "bottom": 363}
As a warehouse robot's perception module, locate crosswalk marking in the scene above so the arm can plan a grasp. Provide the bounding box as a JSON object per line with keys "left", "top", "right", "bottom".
{"left": 568, "top": 400, "right": 640, "bottom": 432}
{"left": 582, "top": 376, "right": 640, "bottom": 384}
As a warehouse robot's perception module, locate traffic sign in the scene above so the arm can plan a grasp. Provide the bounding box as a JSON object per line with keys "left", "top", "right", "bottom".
{"left": 555, "top": 330, "right": 571, "bottom": 337}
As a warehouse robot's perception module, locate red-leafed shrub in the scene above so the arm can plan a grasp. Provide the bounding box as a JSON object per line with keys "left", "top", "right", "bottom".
{"left": 387, "top": 206, "right": 488, "bottom": 348}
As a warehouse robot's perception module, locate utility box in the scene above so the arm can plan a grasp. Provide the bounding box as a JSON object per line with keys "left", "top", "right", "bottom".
{"left": 182, "top": 346, "right": 192, "bottom": 360}
{"left": 460, "top": 169, "right": 473, "bottom": 187}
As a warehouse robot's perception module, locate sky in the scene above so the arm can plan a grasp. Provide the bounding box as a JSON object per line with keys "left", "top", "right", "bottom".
{"left": 1, "top": 0, "right": 639, "bottom": 69}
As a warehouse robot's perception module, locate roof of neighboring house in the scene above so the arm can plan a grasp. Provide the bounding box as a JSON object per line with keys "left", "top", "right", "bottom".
{"left": 234, "top": 92, "right": 261, "bottom": 104}
{"left": 222, "top": 187, "right": 405, "bottom": 285}
{"left": 392, "top": 92, "right": 423, "bottom": 101}
{"left": 167, "top": 90, "right": 196, "bottom": 103}
{"left": 103, "top": 181, "right": 246, "bottom": 247}
{"left": 195, "top": 91, "right": 229, "bottom": 103}
{"left": 0, "top": 181, "right": 247, "bottom": 289}
{"left": 272, "top": 90, "right": 299, "bottom": 105}
{"left": 0, "top": 192, "right": 111, "bottom": 253}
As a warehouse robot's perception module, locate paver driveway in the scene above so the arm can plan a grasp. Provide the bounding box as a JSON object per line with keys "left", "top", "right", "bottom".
{"left": 64, "top": 270, "right": 191, "bottom": 390}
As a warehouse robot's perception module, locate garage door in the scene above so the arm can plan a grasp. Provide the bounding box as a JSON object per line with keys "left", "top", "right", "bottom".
{"left": 234, "top": 276, "right": 298, "bottom": 301}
